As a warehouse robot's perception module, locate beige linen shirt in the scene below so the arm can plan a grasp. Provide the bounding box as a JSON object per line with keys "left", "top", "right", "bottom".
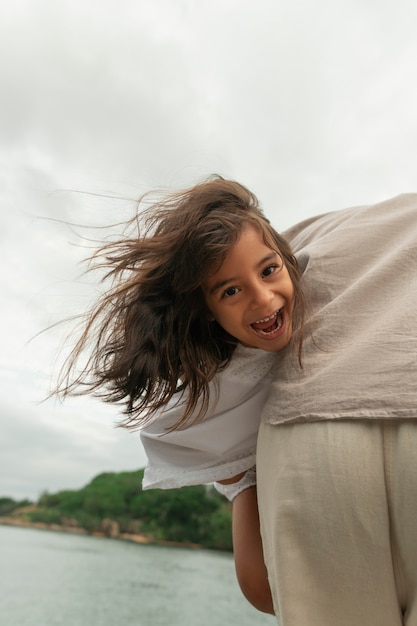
{"left": 263, "top": 193, "right": 417, "bottom": 425}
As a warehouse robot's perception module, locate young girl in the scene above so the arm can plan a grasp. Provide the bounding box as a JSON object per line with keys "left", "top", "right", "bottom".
{"left": 58, "top": 176, "right": 306, "bottom": 615}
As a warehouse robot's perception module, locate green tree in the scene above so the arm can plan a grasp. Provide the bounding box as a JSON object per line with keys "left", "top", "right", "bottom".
{"left": 0, "top": 497, "right": 32, "bottom": 516}
{"left": 18, "top": 469, "right": 233, "bottom": 550}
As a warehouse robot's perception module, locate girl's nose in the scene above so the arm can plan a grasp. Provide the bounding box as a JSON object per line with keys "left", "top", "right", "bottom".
{"left": 249, "top": 284, "right": 274, "bottom": 309}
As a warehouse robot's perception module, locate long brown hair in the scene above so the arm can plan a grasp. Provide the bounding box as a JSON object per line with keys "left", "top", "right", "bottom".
{"left": 57, "top": 177, "right": 305, "bottom": 428}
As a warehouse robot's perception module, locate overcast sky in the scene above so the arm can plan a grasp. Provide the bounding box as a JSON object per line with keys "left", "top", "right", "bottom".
{"left": 1, "top": 0, "right": 417, "bottom": 501}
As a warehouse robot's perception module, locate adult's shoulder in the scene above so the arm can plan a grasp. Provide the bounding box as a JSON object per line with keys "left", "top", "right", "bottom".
{"left": 283, "top": 193, "right": 417, "bottom": 254}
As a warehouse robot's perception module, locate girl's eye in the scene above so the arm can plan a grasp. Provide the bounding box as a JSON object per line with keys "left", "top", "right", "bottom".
{"left": 262, "top": 265, "right": 278, "bottom": 277}
{"left": 222, "top": 286, "right": 239, "bottom": 298}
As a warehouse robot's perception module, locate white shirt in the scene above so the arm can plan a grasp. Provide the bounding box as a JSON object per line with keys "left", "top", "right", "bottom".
{"left": 141, "top": 345, "right": 274, "bottom": 489}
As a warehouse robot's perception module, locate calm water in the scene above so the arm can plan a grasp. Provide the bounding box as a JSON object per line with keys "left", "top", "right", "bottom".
{"left": 0, "top": 525, "right": 275, "bottom": 626}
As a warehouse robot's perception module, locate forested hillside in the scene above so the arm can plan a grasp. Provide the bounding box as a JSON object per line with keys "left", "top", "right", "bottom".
{"left": 0, "top": 469, "right": 233, "bottom": 551}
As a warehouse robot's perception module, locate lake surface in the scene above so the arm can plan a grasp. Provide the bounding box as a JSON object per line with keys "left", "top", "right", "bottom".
{"left": 0, "top": 525, "right": 275, "bottom": 625}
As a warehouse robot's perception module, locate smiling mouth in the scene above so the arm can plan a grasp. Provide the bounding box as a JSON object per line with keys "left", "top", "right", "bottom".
{"left": 250, "top": 309, "right": 283, "bottom": 335}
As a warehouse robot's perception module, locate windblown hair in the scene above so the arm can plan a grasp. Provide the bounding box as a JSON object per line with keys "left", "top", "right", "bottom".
{"left": 58, "top": 177, "right": 305, "bottom": 429}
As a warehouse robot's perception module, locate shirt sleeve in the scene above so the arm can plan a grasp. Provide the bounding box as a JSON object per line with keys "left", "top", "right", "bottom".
{"left": 140, "top": 345, "right": 275, "bottom": 489}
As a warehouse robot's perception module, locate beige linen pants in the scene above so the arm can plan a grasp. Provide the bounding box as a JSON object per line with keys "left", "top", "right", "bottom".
{"left": 257, "top": 419, "right": 417, "bottom": 626}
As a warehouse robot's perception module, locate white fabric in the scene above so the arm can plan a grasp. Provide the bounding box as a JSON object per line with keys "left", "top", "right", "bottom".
{"left": 214, "top": 467, "right": 257, "bottom": 502}
{"left": 140, "top": 345, "right": 274, "bottom": 489}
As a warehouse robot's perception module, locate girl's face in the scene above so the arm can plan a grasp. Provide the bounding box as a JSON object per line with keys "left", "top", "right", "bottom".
{"left": 203, "top": 224, "right": 295, "bottom": 352}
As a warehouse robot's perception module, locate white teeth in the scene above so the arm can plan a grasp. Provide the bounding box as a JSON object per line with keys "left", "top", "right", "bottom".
{"left": 251, "top": 309, "right": 283, "bottom": 335}
{"left": 255, "top": 310, "right": 279, "bottom": 324}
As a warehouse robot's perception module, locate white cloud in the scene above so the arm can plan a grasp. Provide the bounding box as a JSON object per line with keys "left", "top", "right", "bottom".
{"left": 1, "top": 0, "right": 417, "bottom": 498}
{"left": 0, "top": 395, "right": 146, "bottom": 500}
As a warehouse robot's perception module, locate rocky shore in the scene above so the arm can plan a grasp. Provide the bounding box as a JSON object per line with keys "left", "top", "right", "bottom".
{"left": 0, "top": 508, "right": 201, "bottom": 549}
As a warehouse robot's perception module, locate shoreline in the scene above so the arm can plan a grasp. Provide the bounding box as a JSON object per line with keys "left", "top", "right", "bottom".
{"left": 0, "top": 516, "right": 203, "bottom": 550}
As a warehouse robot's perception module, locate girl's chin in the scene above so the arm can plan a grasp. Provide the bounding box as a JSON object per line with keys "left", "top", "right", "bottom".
{"left": 241, "top": 337, "right": 291, "bottom": 352}
{"left": 250, "top": 330, "right": 292, "bottom": 352}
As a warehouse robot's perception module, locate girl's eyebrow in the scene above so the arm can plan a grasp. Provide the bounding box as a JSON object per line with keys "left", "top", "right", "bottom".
{"left": 208, "top": 251, "right": 279, "bottom": 295}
